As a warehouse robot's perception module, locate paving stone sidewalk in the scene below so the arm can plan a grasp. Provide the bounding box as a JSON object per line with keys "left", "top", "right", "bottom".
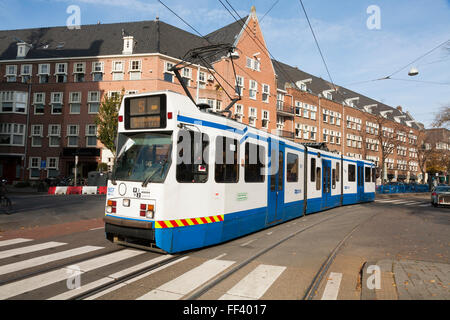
{"left": 362, "top": 259, "right": 450, "bottom": 300}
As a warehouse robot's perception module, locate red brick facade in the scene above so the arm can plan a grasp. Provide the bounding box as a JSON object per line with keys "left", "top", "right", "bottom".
{"left": 0, "top": 8, "right": 424, "bottom": 183}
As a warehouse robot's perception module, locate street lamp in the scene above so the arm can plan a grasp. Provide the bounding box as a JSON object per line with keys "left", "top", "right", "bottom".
{"left": 408, "top": 67, "right": 419, "bottom": 76}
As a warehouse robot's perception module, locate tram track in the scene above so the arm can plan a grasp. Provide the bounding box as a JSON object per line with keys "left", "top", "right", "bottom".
{"left": 184, "top": 206, "right": 376, "bottom": 300}
{"left": 66, "top": 204, "right": 377, "bottom": 301}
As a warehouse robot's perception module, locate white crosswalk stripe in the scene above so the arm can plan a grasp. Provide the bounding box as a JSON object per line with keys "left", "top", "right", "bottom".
{"left": 137, "top": 259, "right": 235, "bottom": 300}
{"left": 321, "top": 272, "right": 342, "bottom": 300}
{"left": 219, "top": 264, "right": 286, "bottom": 300}
{"left": 0, "top": 242, "right": 66, "bottom": 260}
{"left": 375, "top": 199, "right": 429, "bottom": 206}
{"left": 0, "top": 238, "right": 33, "bottom": 248}
{"left": 0, "top": 249, "right": 144, "bottom": 300}
{"left": 49, "top": 254, "right": 175, "bottom": 300}
{"left": 0, "top": 246, "right": 103, "bottom": 276}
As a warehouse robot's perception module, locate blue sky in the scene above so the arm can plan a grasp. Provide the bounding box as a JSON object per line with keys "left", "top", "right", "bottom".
{"left": 1, "top": 0, "right": 449, "bottom": 127}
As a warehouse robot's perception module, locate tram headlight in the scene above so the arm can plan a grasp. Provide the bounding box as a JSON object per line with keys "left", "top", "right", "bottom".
{"left": 123, "top": 199, "right": 130, "bottom": 207}
{"left": 106, "top": 206, "right": 112, "bottom": 213}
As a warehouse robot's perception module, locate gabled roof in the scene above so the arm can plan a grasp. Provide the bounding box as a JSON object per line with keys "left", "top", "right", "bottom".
{"left": 272, "top": 59, "right": 422, "bottom": 130}
{"left": 205, "top": 16, "right": 248, "bottom": 46}
{"left": 0, "top": 20, "right": 209, "bottom": 61}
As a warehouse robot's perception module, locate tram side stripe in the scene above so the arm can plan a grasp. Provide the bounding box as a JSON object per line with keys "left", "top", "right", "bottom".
{"left": 155, "top": 214, "right": 224, "bottom": 229}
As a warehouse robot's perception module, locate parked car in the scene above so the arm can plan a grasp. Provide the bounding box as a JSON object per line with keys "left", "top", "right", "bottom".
{"left": 431, "top": 185, "right": 450, "bottom": 207}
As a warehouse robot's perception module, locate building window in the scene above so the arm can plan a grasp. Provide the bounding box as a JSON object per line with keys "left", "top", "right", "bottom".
{"left": 73, "top": 62, "right": 85, "bottom": 82}
{"left": 129, "top": 60, "right": 142, "bottom": 80}
{"left": 33, "top": 92, "right": 45, "bottom": 115}
{"left": 48, "top": 124, "right": 61, "bottom": 147}
{"left": 69, "top": 92, "right": 81, "bottom": 114}
{"left": 262, "top": 84, "right": 270, "bottom": 103}
{"left": 92, "top": 62, "right": 104, "bottom": 81}
{"left": 262, "top": 110, "right": 269, "bottom": 129}
{"left": 88, "top": 91, "right": 100, "bottom": 114}
{"left": 38, "top": 64, "right": 50, "bottom": 83}
{"left": 29, "top": 157, "right": 41, "bottom": 179}
{"left": 163, "top": 61, "right": 174, "bottom": 82}
{"left": 51, "top": 92, "right": 63, "bottom": 114}
{"left": 246, "top": 57, "right": 260, "bottom": 71}
{"left": 249, "top": 80, "right": 257, "bottom": 100}
{"left": 86, "top": 124, "right": 97, "bottom": 147}
{"left": 20, "top": 64, "right": 32, "bottom": 83}
{"left": 112, "top": 61, "right": 124, "bottom": 80}
{"left": 55, "top": 63, "right": 68, "bottom": 83}
{"left": 0, "top": 123, "right": 25, "bottom": 146}
{"left": 0, "top": 91, "right": 27, "bottom": 113}
{"left": 67, "top": 125, "right": 79, "bottom": 147}
{"left": 47, "top": 157, "right": 59, "bottom": 178}
{"left": 31, "top": 124, "right": 43, "bottom": 147}
{"left": 5, "top": 65, "right": 17, "bottom": 82}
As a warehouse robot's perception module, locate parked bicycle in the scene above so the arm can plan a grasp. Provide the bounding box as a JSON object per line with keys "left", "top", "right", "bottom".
{"left": 0, "top": 179, "right": 12, "bottom": 214}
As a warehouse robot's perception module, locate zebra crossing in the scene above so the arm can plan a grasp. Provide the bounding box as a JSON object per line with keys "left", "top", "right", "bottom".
{"left": 374, "top": 199, "right": 431, "bottom": 207}
{"left": 0, "top": 237, "right": 346, "bottom": 300}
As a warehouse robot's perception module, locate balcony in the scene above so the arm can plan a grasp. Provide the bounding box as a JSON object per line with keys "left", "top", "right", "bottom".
{"left": 277, "top": 129, "right": 295, "bottom": 140}
{"left": 276, "top": 104, "right": 295, "bottom": 117}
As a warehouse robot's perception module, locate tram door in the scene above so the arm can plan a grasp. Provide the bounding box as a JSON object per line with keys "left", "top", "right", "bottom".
{"left": 322, "top": 159, "right": 331, "bottom": 209}
{"left": 357, "top": 161, "right": 365, "bottom": 202}
{"left": 267, "top": 139, "right": 285, "bottom": 224}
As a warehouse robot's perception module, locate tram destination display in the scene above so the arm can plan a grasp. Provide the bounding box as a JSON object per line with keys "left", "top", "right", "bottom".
{"left": 125, "top": 94, "right": 167, "bottom": 129}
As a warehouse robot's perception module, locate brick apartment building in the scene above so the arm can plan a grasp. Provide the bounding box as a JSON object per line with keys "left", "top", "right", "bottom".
{"left": 0, "top": 7, "right": 427, "bottom": 184}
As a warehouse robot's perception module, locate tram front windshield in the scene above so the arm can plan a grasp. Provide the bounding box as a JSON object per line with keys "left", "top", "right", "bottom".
{"left": 113, "top": 132, "right": 172, "bottom": 183}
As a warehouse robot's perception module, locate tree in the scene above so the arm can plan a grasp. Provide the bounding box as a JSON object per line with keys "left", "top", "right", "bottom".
{"left": 373, "top": 115, "right": 403, "bottom": 182}
{"left": 417, "top": 130, "right": 436, "bottom": 183}
{"left": 432, "top": 104, "right": 450, "bottom": 129}
{"left": 95, "top": 90, "right": 124, "bottom": 156}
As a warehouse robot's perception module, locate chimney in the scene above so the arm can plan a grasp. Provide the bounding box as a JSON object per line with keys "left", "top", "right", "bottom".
{"left": 396, "top": 105, "right": 403, "bottom": 113}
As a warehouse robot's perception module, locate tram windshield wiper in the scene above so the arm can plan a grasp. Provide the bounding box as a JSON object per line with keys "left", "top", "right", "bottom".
{"left": 142, "top": 159, "right": 170, "bottom": 187}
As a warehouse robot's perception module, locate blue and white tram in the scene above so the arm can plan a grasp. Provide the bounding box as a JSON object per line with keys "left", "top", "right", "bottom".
{"left": 104, "top": 91, "right": 376, "bottom": 253}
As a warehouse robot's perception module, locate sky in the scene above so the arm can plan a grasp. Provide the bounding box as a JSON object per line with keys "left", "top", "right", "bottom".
{"left": 1, "top": 0, "right": 449, "bottom": 128}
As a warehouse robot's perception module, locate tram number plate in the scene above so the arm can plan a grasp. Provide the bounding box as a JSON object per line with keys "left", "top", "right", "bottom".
{"left": 133, "top": 187, "right": 150, "bottom": 199}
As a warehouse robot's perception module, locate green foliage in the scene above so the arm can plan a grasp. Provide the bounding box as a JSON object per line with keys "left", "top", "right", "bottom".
{"left": 97, "top": 162, "right": 109, "bottom": 172}
{"left": 95, "top": 90, "right": 124, "bottom": 156}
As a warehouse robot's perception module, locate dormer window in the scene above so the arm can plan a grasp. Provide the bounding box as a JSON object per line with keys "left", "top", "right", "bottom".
{"left": 122, "top": 36, "right": 134, "bottom": 55}
{"left": 17, "top": 42, "right": 32, "bottom": 58}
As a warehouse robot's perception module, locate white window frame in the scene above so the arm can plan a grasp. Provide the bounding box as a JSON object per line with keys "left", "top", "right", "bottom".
{"left": 48, "top": 124, "right": 61, "bottom": 147}
{"left": 249, "top": 80, "right": 257, "bottom": 100}
{"left": 67, "top": 125, "right": 79, "bottom": 147}
{"left": 85, "top": 124, "right": 97, "bottom": 147}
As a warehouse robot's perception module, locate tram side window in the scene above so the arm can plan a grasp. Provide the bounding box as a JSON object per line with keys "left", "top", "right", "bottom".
{"left": 336, "top": 162, "right": 340, "bottom": 182}
{"left": 245, "top": 143, "right": 265, "bottom": 183}
{"left": 215, "top": 136, "right": 239, "bottom": 183}
{"left": 365, "top": 167, "right": 371, "bottom": 182}
{"left": 332, "top": 168, "right": 336, "bottom": 189}
{"left": 372, "top": 168, "right": 376, "bottom": 182}
{"left": 286, "top": 153, "right": 298, "bottom": 182}
{"left": 316, "top": 167, "right": 321, "bottom": 190}
{"left": 176, "top": 130, "right": 209, "bottom": 183}
{"left": 348, "top": 164, "right": 356, "bottom": 182}
{"left": 311, "top": 158, "right": 316, "bottom": 182}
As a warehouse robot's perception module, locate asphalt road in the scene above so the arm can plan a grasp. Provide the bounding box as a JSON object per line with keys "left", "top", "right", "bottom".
{"left": 0, "top": 193, "right": 448, "bottom": 301}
